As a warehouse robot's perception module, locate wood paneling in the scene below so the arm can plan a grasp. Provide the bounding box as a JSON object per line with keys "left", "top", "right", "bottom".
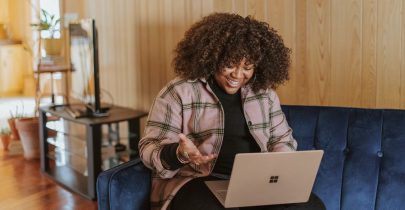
{"left": 126, "top": 0, "right": 138, "bottom": 109}
{"left": 330, "top": 0, "right": 361, "bottom": 107}
{"left": 266, "top": 0, "right": 295, "bottom": 105}
{"left": 162, "top": 0, "right": 174, "bottom": 86}
{"left": 401, "top": 0, "right": 405, "bottom": 109}
{"left": 308, "top": 0, "right": 331, "bottom": 106}
{"left": 235, "top": 0, "right": 246, "bottom": 16}
{"left": 118, "top": 0, "right": 128, "bottom": 106}
{"left": 146, "top": 0, "right": 161, "bottom": 109}
{"left": 295, "top": 0, "right": 308, "bottom": 105}
{"left": 361, "top": 0, "right": 377, "bottom": 108}
{"left": 376, "top": 0, "right": 402, "bottom": 109}
{"left": 202, "top": 0, "right": 215, "bottom": 16}
{"left": 8, "top": 0, "right": 34, "bottom": 77}
{"left": 248, "top": 0, "right": 266, "bottom": 22}
{"left": 214, "top": 0, "right": 233, "bottom": 13}
{"left": 60, "top": 0, "right": 405, "bottom": 112}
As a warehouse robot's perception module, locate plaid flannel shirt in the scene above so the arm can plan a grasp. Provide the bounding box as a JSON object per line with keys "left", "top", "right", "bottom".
{"left": 139, "top": 77, "right": 297, "bottom": 210}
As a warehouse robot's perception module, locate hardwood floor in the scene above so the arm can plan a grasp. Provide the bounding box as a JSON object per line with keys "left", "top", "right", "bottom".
{"left": 0, "top": 149, "right": 98, "bottom": 210}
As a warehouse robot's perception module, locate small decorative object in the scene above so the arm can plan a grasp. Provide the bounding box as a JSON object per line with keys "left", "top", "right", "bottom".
{"left": 0, "top": 127, "right": 11, "bottom": 150}
{"left": 114, "top": 143, "right": 126, "bottom": 152}
{"left": 7, "top": 140, "right": 24, "bottom": 156}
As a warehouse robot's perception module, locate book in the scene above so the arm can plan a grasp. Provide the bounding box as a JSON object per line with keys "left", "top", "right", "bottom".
{"left": 8, "top": 140, "right": 24, "bottom": 156}
{"left": 40, "top": 55, "right": 66, "bottom": 65}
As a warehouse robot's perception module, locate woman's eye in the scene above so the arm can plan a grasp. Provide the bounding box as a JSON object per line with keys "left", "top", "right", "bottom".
{"left": 245, "top": 68, "right": 252, "bottom": 70}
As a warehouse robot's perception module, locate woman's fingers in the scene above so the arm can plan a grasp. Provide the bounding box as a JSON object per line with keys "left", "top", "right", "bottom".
{"left": 188, "top": 149, "right": 201, "bottom": 157}
{"left": 199, "top": 155, "right": 216, "bottom": 164}
{"left": 178, "top": 133, "right": 218, "bottom": 164}
{"left": 192, "top": 154, "right": 217, "bottom": 164}
{"left": 185, "top": 149, "right": 216, "bottom": 164}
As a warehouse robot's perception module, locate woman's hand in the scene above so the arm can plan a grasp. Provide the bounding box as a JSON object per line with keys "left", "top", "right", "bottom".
{"left": 178, "top": 133, "right": 217, "bottom": 165}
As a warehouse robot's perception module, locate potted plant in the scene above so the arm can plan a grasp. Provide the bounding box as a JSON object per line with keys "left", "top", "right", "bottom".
{"left": 16, "top": 117, "right": 58, "bottom": 160}
{"left": 9, "top": 102, "right": 40, "bottom": 160}
{"left": 16, "top": 118, "right": 41, "bottom": 160}
{"left": 0, "top": 127, "right": 11, "bottom": 150}
{"left": 15, "top": 113, "right": 58, "bottom": 160}
{"left": 16, "top": 6, "right": 60, "bottom": 160}
{"left": 8, "top": 105, "right": 24, "bottom": 141}
{"left": 15, "top": 7, "right": 61, "bottom": 160}
{"left": 9, "top": 101, "right": 57, "bottom": 160}
{"left": 30, "top": 9, "right": 61, "bottom": 55}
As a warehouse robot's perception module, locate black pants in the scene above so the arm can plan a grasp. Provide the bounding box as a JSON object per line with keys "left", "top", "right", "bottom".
{"left": 171, "top": 176, "right": 326, "bottom": 210}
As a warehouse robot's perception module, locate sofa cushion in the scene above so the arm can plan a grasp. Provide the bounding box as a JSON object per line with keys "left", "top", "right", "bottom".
{"left": 97, "top": 158, "right": 151, "bottom": 210}
{"left": 98, "top": 105, "right": 405, "bottom": 210}
{"left": 376, "top": 110, "right": 405, "bottom": 210}
{"left": 282, "top": 106, "right": 405, "bottom": 210}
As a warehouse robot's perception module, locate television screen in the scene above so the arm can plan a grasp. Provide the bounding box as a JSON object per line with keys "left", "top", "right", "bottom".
{"left": 69, "top": 19, "right": 96, "bottom": 106}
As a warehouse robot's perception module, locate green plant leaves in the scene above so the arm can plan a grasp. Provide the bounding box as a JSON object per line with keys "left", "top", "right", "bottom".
{"left": 41, "top": 9, "right": 48, "bottom": 20}
{"left": 0, "top": 127, "right": 11, "bottom": 135}
{"left": 30, "top": 9, "right": 60, "bottom": 38}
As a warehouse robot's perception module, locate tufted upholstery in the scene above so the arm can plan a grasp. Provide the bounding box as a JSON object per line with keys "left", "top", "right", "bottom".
{"left": 97, "top": 105, "right": 405, "bottom": 210}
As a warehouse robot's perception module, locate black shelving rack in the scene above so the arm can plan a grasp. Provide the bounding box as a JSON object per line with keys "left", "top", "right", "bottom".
{"left": 39, "top": 105, "right": 148, "bottom": 200}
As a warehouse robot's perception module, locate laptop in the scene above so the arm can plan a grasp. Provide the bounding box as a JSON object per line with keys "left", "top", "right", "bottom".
{"left": 205, "top": 150, "right": 324, "bottom": 208}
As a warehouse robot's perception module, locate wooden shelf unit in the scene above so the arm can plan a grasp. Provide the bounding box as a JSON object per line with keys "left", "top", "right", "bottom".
{"left": 39, "top": 105, "right": 148, "bottom": 200}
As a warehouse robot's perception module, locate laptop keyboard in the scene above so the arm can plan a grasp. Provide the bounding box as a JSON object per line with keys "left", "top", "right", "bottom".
{"left": 216, "top": 190, "right": 228, "bottom": 200}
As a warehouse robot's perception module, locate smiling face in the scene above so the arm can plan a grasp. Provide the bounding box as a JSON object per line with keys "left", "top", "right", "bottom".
{"left": 213, "top": 58, "right": 255, "bottom": 94}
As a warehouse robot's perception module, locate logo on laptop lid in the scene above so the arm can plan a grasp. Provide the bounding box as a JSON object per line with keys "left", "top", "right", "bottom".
{"left": 269, "top": 176, "right": 279, "bottom": 183}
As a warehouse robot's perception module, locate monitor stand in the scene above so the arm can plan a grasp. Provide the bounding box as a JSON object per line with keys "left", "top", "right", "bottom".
{"left": 65, "top": 104, "right": 110, "bottom": 118}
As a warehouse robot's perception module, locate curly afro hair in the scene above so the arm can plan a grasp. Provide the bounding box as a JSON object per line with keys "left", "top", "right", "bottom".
{"left": 172, "top": 13, "right": 292, "bottom": 93}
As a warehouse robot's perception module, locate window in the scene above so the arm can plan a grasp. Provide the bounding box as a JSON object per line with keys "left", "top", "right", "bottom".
{"left": 39, "top": 0, "right": 60, "bottom": 39}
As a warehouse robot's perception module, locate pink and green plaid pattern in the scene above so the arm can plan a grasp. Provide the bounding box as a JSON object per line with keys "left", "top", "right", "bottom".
{"left": 139, "top": 77, "right": 297, "bottom": 210}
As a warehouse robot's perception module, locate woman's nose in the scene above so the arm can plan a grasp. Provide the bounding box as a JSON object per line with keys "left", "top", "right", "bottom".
{"left": 231, "top": 67, "right": 244, "bottom": 78}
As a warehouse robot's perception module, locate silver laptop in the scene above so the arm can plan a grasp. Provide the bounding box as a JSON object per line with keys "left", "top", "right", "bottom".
{"left": 205, "top": 150, "right": 324, "bottom": 208}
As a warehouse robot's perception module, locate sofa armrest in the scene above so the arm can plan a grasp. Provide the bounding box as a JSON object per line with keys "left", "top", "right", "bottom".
{"left": 97, "top": 158, "right": 151, "bottom": 210}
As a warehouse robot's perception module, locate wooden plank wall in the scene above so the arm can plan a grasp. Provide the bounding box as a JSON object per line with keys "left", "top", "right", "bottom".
{"left": 8, "top": 0, "right": 34, "bottom": 78}
{"left": 60, "top": 0, "right": 404, "bottom": 111}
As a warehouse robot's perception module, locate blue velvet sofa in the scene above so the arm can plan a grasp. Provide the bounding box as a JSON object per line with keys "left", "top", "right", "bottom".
{"left": 97, "top": 105, "right": 405, "bottom": 210}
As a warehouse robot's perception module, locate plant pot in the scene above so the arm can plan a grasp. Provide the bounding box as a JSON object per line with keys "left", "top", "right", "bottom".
{"left": 15, "top": 116, "right": 59, "bottom": 160}
{"left": 0, "top": 134, "right": 11, "bottom": 150}
{"left": 42, "top": 38, "right": 62, "bottom": 55}
{"left": 16, "top": 118, "right": 40, "bottom": 160}
{"left": 8, "top": 118, "right": 20, "bottom": 140}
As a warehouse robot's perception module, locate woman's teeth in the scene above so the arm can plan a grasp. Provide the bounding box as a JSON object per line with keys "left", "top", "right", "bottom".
{"left": 226, "top": 78, "right": 239, "bottom": 85}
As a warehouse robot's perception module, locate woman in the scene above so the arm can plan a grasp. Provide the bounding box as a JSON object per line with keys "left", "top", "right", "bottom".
{"left": 139, "top": 13, "right": 326, "bottom": 210}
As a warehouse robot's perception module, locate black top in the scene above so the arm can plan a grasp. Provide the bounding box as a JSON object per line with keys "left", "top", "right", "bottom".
{"left": 208, "top": 79, "right": 261, "bottom": 175}
{"left": 160, "top": 80, "right": 261, "bottom": 175}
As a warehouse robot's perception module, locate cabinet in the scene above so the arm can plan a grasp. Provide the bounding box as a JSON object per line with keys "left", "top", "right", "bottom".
{"left": 0, "top": 0, "right": 9, "bottom": 23}
{"left": 39, "top": 105, "right": 148, "bottom": 200}
{"left": 0, "top": 44, "right": 23, "bottom": 96}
